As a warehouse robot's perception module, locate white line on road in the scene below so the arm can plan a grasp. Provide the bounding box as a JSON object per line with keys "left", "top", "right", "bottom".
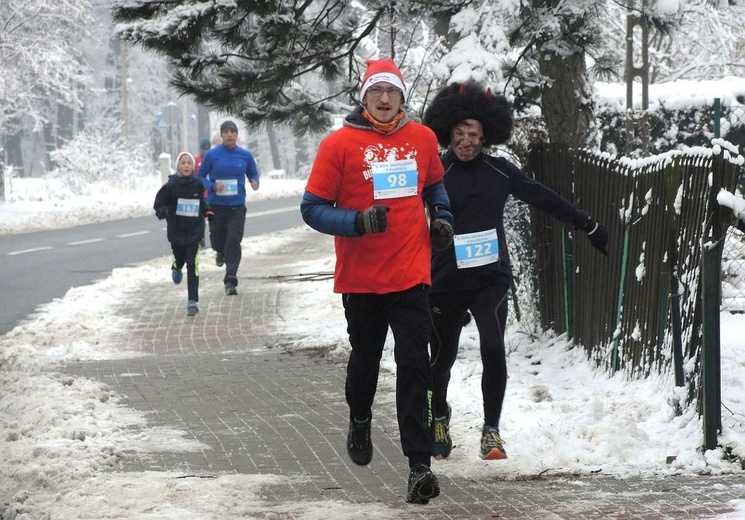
{"left": 67, "top": 238, "right": 105, "bottom": 246}
{"left": 7, "top": 246, "right": 54, "bottom": 256}
{"left": 247, "top": 206, "right": 297, "bottom": 218}
{"left": 117, "top": 231, "right": 151, "bottom": 238}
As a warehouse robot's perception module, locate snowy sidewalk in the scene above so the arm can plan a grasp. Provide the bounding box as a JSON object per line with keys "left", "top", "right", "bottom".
{"left": 4, "top": 225, "right": 744, "bottom": 519}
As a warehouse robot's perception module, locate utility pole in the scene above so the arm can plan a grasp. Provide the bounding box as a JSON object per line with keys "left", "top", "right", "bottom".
{"left": 121, "top": 38, "right": 129, "bottom": 145}
{"left": 389, "top": 1, "right": 396, "bottom": 60}
{"left": 625, "top": 0, "right": 650, "bottom": 153}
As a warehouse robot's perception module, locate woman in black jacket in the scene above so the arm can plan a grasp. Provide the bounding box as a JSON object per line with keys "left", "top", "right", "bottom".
{"left": 154, "top": 151, "right": 213, "bottom": 316}
{"left": 423, "top": 81, "right": 609, "bottom": 460}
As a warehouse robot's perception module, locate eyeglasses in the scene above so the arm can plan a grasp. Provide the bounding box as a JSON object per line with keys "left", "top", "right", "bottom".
{"left": 366, "top": 87, "right": 402, "bottom": 99}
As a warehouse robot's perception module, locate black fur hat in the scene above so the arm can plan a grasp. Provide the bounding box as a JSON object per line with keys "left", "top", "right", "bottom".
{"left": 423, "top": 81, "right": 513, "bottom": 147}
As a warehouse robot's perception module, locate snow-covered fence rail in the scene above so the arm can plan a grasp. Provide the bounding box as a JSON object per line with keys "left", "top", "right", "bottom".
{"left": 525, "top": 141, "right": 743, "bottom": 388}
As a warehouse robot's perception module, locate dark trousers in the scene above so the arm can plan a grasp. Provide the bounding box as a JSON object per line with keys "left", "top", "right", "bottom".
{"left": 429, "top": 284, "right": 509, "bottom": 428}
{"left": 209, "top": 205, "right": 246, "bottom": 285}
{"left": 342, "top": 284, "right": 434, "bottom": 466}
{"left": 172, "top": 242, "right": 200, "bottom": 302}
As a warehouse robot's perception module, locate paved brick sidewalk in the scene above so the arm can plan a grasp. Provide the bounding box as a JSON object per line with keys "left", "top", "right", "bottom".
{"left": 66, "top": 230, "right": 745, "bottom": 519}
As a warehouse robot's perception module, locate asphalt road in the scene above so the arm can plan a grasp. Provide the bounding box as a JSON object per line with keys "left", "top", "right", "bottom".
{"left": 0, "top": 195, "right": 304, "bottom": 336}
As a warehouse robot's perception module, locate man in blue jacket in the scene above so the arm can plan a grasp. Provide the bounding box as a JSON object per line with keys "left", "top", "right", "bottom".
{"left": 197, "top": 120, "right": 260, "bottom": 295}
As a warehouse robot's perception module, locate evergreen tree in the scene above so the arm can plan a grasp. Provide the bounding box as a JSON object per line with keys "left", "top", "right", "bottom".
{"left": 112, "top": 1, "right": 462, "bottom": 135}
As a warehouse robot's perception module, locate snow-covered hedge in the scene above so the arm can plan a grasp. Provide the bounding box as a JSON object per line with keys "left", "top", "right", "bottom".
{"left": 48, "top": 126, "right": 155, "bottom": 195}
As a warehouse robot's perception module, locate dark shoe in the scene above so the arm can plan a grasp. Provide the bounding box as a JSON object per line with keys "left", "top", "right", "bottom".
{"left": 224, "top": 282, "right": 238, "bottom": 296}
{"left": 433, "top": 404, "right": 452, "bottom": 460}
{"left": 480, "top": 425, "right": 507, "bottom": 460}
{"left": 186, "top": 301, "right": 199, "bottom": 317}
{"left": 346, "top": 417, "right": 372, "bottom": 465}
{"left": 215, "top": 253, "right": 224, "bottom": 267}
{"left": 171, "top": 262, "right": 182, "bottom": 285}
{"left": 406, "top": 464, "right": 440, "bottom": 504}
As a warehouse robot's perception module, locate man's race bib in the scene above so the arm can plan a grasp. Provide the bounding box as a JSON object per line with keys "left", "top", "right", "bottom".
{"left": 218, "top": 178, "right": 238, "bottom": 196}
{"left": 371, "top": 159, "right": 418, "bottom": 200}
{"left": 454, "top": 229, "right": 499, "bottom": 269}
{"left": 176, "top": 198, "right": 200, "bottom": 217}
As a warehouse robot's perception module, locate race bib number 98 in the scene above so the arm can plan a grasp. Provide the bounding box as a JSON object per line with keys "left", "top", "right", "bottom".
{"left": 454, "top": 229, "right": 499, "bottom": 269}
{"left": 371, "top": 159, "right": 418, "bottom": 200}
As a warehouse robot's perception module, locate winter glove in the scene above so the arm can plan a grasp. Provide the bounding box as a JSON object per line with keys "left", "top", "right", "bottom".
{"left": 205, "top": 210, "right": 214, "bottom": 222}
{"left": 155, "top": 208, "right": 167, "bottom": 220}
{"left": 355, "top": 205, "right": 390, "bottom": 235}
{"left": 430, "top": 218, "right": 454, "bottom": 250}
{"left": 582, "top": 218, "right": 609, "bottom": 256}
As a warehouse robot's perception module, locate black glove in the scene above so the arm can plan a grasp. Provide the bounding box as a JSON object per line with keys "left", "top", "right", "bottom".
{"left": 205, "top": 210, "right": 214, "bottom": 222}
{"left": 355, "top": 205, "right": 389, "bottom": 235}
{"left": 430, "top": 218, "right": 454, "bottom": 250}
{"left": 582, "top": 218, "right": 609, "bottom": 256}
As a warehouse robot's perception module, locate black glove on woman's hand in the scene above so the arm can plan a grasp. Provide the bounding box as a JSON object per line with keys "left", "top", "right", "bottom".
{"left": 430, "top": 218, "right": 454, "bottom": 250}
{"left": 582, "top": 218, "right": 609, "bottom": 256}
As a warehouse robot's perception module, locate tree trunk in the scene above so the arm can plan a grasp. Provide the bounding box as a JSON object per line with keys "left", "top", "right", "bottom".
{"left": 266, "top": 122, "right": 281, "bottom": 170}
{"left": 539, "top": 51, "right": 596, "bottom": 148}
{"left": 294, "top": 133, "right": 308, "bottom": 179}
{"left": 197, "top": 104, "right": 211, "bottom": 144}
{"left": 57, "top": 104, "right": 75, "bottom": 147}
{"left": 43, "top": 121, "right": 55, "bottom": 173}
{"left": 3, "top": 130, "right": 24, "bottom": 175}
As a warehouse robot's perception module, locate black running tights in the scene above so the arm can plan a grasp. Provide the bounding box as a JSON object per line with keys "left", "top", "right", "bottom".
{"left": 429, "top": 284, "right": 509, "bottom": 428}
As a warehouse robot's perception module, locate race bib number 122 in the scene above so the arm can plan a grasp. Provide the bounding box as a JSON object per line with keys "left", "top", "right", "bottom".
{"left": 454, "top": 229, "right": 499, "bottom": 269}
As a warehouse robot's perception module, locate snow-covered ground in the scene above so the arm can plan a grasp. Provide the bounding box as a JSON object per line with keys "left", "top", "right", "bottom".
{"left": 1, "top": 174, "right": 745, "bottom": 518}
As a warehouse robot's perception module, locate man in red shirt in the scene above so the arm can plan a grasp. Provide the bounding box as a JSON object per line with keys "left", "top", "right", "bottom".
{"left": 300, "top": 58, "right": 454, "bottom": 504}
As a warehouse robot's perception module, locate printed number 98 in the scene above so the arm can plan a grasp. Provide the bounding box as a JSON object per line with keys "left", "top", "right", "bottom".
{"left": 388, "top": 173, "right": 408, "bottom": 188}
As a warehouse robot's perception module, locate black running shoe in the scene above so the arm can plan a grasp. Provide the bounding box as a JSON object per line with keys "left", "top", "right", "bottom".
{"left": 346, "top": 417, "right": 372, "bottom": 465}
{"left": 224, "top": 282, "right": 238, "bottom": 296}
{"left": 406, "top": 464, "right": 440, "bottom": 504}
{"left": 433, "top": 404, "right": 452, "bottom": 460}
{"left": 171, "top": 261, "right": 183, "bottom": 285}
{"left": 216, "top": 253, "right": 224, "bottom": 267}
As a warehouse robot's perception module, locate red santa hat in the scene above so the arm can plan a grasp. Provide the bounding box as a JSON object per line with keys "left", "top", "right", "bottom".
{"left": 360, "top": 58, "right": 407, "bottom": 100}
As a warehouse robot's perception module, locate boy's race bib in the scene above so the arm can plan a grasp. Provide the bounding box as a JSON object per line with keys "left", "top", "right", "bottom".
{"left": 176, "top": 198, "right": 200, "bottom": 217}
{"left": 218, "top": 178, "right": 238, "bottom": 196}
{"left": 454, "top": 229, "right": 499, "bottom": 269}
{"left": 371, "top": 159, "right": 418, "bottom": 200}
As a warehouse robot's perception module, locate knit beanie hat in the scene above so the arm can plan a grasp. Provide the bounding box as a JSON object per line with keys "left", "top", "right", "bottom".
{"left": 423, "top": 80, "right": 514, "bottom": 147}
{"left": 175, "top": 151, "right": 195, "bottom": 168}
{"left": 360, "top": 59, "right": 406, "bottom": 100}
{"left": 199, "top": 139, "right": 211, "bottom": 151}
{"left": 220, "top": 120, "right": 238, "bottom": 133}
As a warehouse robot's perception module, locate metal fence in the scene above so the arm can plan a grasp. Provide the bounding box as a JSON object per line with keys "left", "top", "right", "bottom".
{"left": 523, "top": 143, "right": 741, "bottom": 380}
{"left": 503, "top": 103, "right": 745, "bottom": 451}
{"left": 722, "top": 227, "right": 745, "bottom": 312}
{"left": 716, "top": 101, "right": 745, "bottom": 312}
